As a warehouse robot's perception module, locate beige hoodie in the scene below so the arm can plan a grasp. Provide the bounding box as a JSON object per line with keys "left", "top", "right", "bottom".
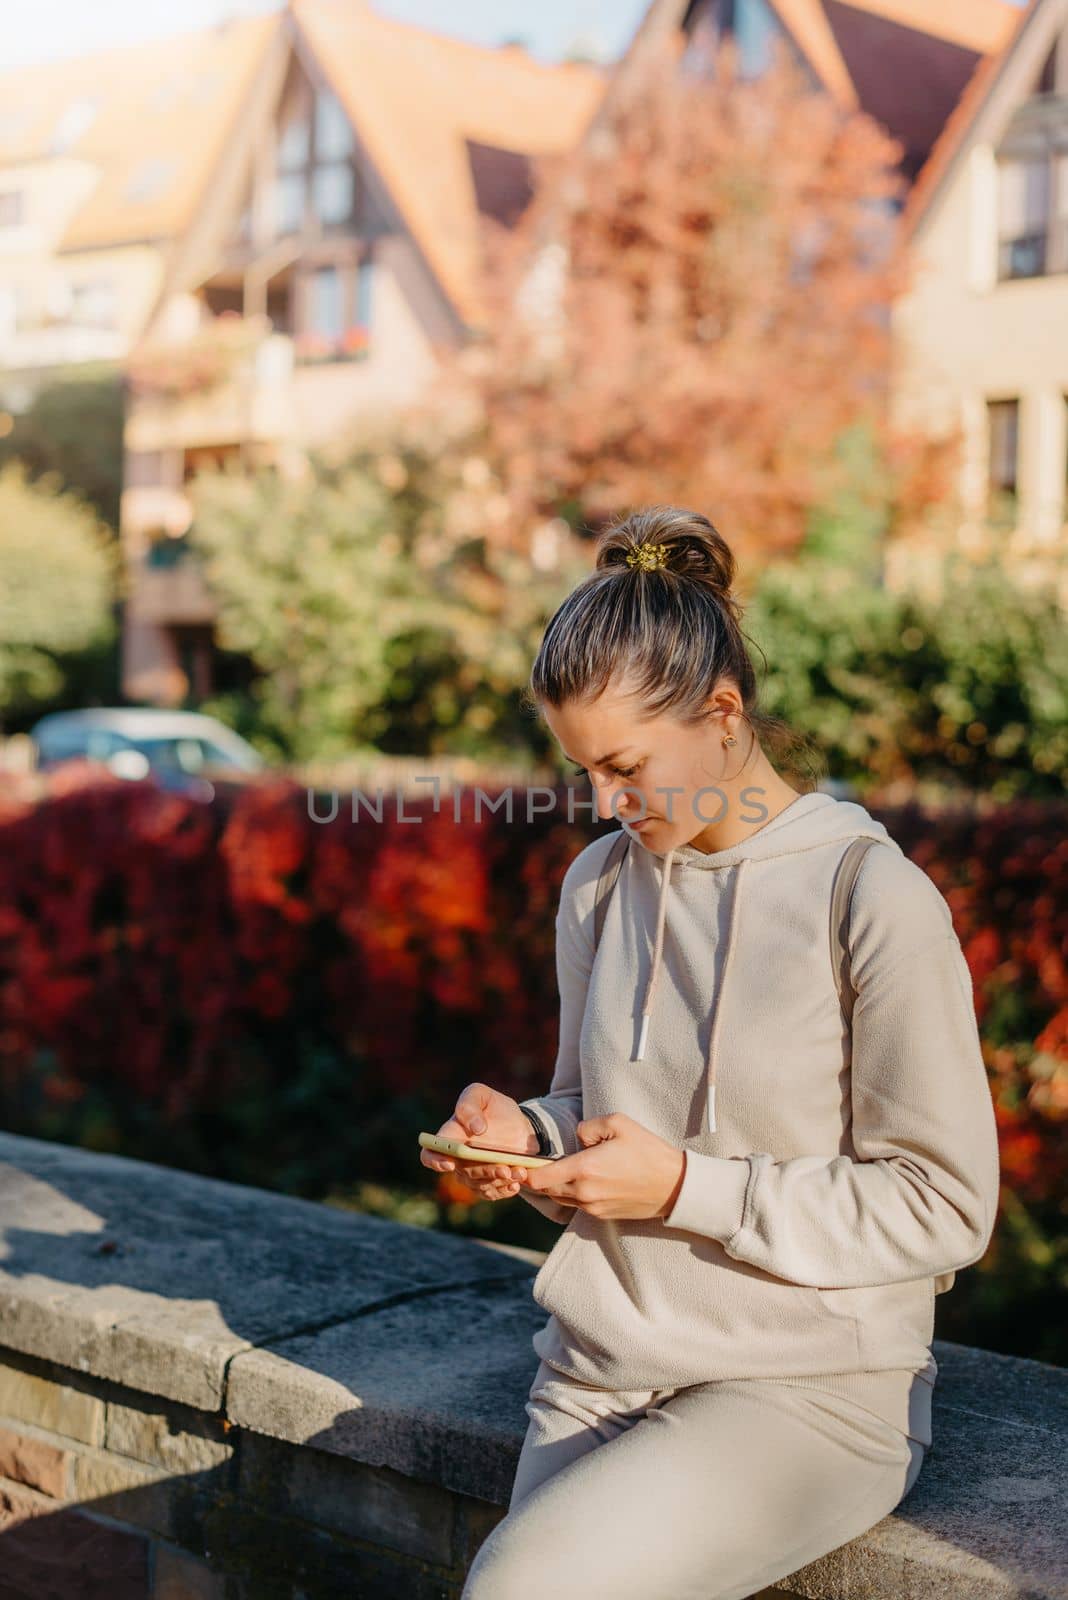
{"left": 519, "top": 793, "right": 1001, "bottom": 1446}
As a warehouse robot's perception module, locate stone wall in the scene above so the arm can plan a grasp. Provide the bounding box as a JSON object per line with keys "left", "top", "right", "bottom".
{"left": 0, "top": 1132, "right": 1064, "bottom": 1599}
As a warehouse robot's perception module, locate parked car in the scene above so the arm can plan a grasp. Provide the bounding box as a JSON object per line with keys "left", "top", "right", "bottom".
{"left": 28, "top": 708, "right": 268, "bottom": 799}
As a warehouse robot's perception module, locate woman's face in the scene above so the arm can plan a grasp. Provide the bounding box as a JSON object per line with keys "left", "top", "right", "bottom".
{"left": 542, "top": 680, "right": 747, "bottom": 851}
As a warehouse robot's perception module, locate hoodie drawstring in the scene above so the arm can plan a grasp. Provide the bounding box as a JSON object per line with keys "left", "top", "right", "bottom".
{"left": 636, "top": 847, "right": 675, "bottom": 1062}
{"left": 633, "top": 850, "right": 750, "bottom": 1136}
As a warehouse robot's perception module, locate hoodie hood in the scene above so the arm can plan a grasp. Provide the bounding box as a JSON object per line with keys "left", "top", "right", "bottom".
{"left": 621, "top": 791, "right": 893, "bottom": 1130}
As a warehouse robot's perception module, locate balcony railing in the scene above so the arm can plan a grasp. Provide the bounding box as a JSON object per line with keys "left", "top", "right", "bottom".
{"left": 125, "top": 323, "right": 295, "bottom": 454}
{"left": 127, "top": 312, "right": 272, "bottom": 400}
{"left": 129, "top": 549, "right": 217, "bottom": 625}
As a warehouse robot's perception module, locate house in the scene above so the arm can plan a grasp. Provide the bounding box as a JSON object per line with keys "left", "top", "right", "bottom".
{"left": 889, "top": 0, "right": 1068, "bottom": 600}
{"left": 0, "top": 15, "right": 280, "bottom": 410}
{"left": 512, "top": 0, "right": 1051, "bottom": 595}
{"left": 107, "top": 3, "right": 603, "bottom": 703}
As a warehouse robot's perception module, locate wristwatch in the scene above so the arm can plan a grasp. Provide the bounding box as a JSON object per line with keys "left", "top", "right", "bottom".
{"left": 518, "top": 1103, "right": 554, "bottom": 1159}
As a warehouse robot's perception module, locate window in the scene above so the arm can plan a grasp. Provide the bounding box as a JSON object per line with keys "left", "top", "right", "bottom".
{"left": 997, "top": 159, "right": 1051, "bottom": 278}
{"left": 996, "top": 59, "right": 1068, "bottom": 280}
{"left": 986, "top": 398, "right": 1020, "bottom": 526}
{"left": 274, "top": 171, "right": 305, "bottom": 236}
{"left": 295, "top": 255, "right": 373, "bottom": 361}
{"left": 0, "top": 191, "right": 25, "bottom": 229}
{"left": 70, "top": 279, "right": 116, "bottom": 329}
{"left": 312, "top": 163, "right": 354, "bottom": 226}
{"left": 355, "top": 257, "right": 373, "bottom": 326}
{"left": 314, "top": 88, "right": 353, "bottom": 161}
{"left": 272, "top": 73, "right": 358, "bottom": 237}
{"left": 309, "top": 265, "right": 344, "bottom": 339}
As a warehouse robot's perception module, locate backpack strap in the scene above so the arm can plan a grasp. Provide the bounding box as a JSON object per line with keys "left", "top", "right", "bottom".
{"left": 593, "top": 829, "right": 631, "bottom": 951}
{"left": 830, "top": 837, "right": 883, "bottom": 1028}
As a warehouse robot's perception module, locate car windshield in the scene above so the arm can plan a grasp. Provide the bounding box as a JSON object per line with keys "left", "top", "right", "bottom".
{"left": 121, "top": 735, "right": 260, "bottom": 774}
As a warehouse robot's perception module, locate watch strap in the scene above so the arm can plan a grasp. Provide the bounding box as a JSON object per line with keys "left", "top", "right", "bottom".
{"left": 518, "top": 1103, "right": 554, "bottom": 1159}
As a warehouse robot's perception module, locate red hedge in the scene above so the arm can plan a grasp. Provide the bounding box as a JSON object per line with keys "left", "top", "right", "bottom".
{"left": 0, "top": 769, "right": 1064, "bottom": 1216}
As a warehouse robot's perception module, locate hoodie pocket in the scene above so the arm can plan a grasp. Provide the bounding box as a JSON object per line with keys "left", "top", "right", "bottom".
{"left": 813, "top": 1275, "right": 934, "bottom": 1369}
{"left": 529, "top": 1211, "right": 869, "bottom": 1391}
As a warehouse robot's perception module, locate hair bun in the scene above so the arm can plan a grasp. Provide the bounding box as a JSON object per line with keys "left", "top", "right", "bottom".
{"left": 596, "top": 507, "right": 737, "bottom": 607}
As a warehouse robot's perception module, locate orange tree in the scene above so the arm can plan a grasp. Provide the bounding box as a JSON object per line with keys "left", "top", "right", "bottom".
{"left": 453, "top": 28, "right": 955, "bottom": 559}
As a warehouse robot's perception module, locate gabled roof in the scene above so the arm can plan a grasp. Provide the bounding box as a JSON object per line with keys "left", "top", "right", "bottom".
{"left": 901, "top": 0, "right": 1041, "bottom": 240}
{"left": 818, "top": 0, "right": 1022, "bottom": 179}
{"left": 826, "top": 0, "right": 1020, "bottom": 56}
{"left": 0, "top": 15, "right": 280, "bottom": 253}
{"left": 611, "top": 0, "right": 1021, "bottom": 183}
{"left": 0, "top": 3, "right": 604, "bottom": 329}
{"left": 290, "top": 0, "right": 605, "bottom": 326}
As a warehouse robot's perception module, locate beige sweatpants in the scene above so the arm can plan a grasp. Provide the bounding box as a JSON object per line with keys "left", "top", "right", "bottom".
{"left": 461, "top": 1358, "right": 927, "bottom": 1600}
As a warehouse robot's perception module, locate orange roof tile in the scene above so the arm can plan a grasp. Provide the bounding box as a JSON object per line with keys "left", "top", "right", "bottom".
{"left": 291, "top": 0, "right": 606, "bottom": 326}
{"left": 0, "top": 15, "right": 281, "bottom": 252}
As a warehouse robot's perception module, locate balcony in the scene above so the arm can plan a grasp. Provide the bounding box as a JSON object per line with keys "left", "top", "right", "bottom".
{"left": 127, "top": 547, "right": 218, "bottom": 625}
{"left": 125, "top": 313, "right": 296, "bottom": 453}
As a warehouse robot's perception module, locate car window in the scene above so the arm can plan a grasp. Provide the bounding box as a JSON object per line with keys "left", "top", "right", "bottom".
{"left": 36, "top": 726, "right": 120, "bottom": 761}
{"left": 124, "top": 737, "right": 192, "bottom": 772}
{"left": 195, "top": 739, "right": 251, "bottom": 770}
{"left": 35, "top": 725, "right": 258, "bottom": 773}
{"left": 36, "top": 729, "right": 89, "bottom": 761}
{"left": 126, "top": 736, "right": 251, "bottom": 774}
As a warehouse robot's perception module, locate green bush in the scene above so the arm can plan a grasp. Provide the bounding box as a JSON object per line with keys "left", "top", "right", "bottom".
{"left": 187, "top": 447, "right": 587, "bottom": 767}
{"left": 747, "top": 548, "right": 1068, "bottom": 798}
{"left": 0, "top": 460, "right": 119, "bottom": 726}
{"left": 0, "top": 363, "right": 124, "bottom": 530}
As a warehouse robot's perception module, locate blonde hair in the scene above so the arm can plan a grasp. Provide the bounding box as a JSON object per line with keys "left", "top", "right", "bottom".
{"left": 524, "top": 506, "right": 824, "bottom": 789}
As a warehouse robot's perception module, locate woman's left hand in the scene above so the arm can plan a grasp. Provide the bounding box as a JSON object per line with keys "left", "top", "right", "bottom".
{"left": 520, "top": 1113, "right": 686, "bottom": 1221}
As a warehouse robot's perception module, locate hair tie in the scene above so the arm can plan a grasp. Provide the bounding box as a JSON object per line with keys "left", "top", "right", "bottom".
{"left": 625, "top": 541, "right": 670, "bottom": 572}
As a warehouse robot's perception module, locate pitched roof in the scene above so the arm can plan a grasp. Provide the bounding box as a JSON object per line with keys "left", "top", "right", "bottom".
{"left": 0, "top": 15, "right": 280, "bottom": 252}
{"left": 825, "top": 0, "right": 1019, "bottom": 56}
{"left": 900, "top": 0, "right": 1040, "bottom": 239}
{"left": 818, "top": 0, "right": 1022, "bottom": 179}
{"left": 291, "top": 0, "right": 606, "bottom": 326}
{"left": 615, "top": 0, "right": 1021, "bottom": 183}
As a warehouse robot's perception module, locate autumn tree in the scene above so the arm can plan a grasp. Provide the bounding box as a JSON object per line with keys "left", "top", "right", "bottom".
{"left": 452, "top": 28, "right": 958, "bottom": 565}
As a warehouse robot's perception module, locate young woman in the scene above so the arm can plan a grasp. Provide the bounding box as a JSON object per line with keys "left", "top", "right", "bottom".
{"left": 421, "top": 506, "right": 1001, "bottom": 1600}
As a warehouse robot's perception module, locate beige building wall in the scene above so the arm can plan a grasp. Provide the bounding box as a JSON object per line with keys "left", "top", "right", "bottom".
{"left": 0, "top": 159, "right": 165, "bottom": 386}
{"left": 888, "top": 5, "right": 1068, "bottom": 604}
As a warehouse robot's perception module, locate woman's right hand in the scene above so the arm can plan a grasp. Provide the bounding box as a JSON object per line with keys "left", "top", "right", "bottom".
{"left": 420, "top": 1082, "right": 540, "bottom": 1202}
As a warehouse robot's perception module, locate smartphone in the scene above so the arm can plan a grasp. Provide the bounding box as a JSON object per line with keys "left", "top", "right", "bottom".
{"left": 418, "top": 1131, "right": 560, "bottom": 1168}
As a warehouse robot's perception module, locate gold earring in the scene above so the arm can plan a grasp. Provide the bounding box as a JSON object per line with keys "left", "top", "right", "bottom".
{"left": 723, "top": 734, "right": 737, "bottom": 747}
